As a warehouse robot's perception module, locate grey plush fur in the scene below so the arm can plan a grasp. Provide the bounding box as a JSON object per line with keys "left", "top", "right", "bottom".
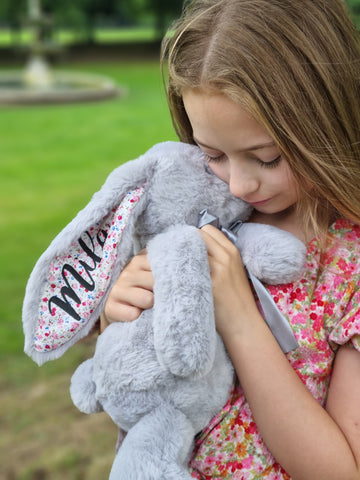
{"left": 23, "top": 141, "right": 305, "bottom": 478}
{"left": 66, "top": 142, "right": 306, "bottom": 479}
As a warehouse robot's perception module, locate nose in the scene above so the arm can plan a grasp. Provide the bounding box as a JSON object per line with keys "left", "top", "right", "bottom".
{"left": 228, "top": 162, "right": 259, "bottom": 198}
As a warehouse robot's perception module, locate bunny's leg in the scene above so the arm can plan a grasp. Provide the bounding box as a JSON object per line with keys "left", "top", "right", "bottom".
{"left": 70, "top": 358, "right": 103, "bottom": 414}
{"left": 110, "top": 404, "right": 195, "bottom": 480}
{"left": 147, "top": 225, "right": 217, "bottom": 377}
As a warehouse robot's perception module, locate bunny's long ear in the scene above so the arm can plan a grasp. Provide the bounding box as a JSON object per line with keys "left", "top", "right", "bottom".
{"left": 22, "top": 143, "right": 166, "bottom": 365}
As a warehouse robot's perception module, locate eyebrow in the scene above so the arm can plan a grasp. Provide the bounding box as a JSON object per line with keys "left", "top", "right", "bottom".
{"left": 194, "top": 138, "right": 276, "bottom": 153}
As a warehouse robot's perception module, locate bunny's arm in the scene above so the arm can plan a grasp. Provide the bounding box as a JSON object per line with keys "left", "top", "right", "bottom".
{"left": 235, "top": 223, "right": 307, "bottom": 285}
{"left": 148, "top": 225, "right": 217, "bottom": 377}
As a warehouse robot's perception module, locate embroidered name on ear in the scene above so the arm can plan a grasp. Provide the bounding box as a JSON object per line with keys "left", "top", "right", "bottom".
{"left": 47, "top": 228, "right": 108, "bottom": 322}
{"left": 34, "top": 187, "right": 145, "bottom": 353}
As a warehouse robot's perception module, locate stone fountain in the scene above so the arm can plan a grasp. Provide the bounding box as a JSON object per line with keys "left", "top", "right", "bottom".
{"left": 0, "top": 0, "right": 120, "bottom": 105}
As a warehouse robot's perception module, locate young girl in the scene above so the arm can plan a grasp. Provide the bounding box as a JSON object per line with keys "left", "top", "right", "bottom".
{"left": 101, "top": 0, "right": 360, "bottom": 478}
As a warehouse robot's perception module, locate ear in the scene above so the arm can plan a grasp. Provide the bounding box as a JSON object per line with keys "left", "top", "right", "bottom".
{"left": 22, "top": 143, "right": 166, "bottom": 365}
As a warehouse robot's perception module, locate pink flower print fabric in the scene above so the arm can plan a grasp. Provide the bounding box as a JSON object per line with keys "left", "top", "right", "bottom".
{"left": 189, "top": 218, "right": 360, "bottom": 479}
{"left": 34, "top": 187, "right": 145, "bottom": 353}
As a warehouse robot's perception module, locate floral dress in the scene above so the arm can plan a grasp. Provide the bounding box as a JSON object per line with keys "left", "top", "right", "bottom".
{"left": 188, "top": 218, "right": 360, "bottom": 480}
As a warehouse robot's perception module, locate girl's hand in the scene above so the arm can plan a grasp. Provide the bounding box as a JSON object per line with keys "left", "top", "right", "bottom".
{"left": 100, "top": 250, "right": 154, "bottom": 332}
{"left": 199, "top": 225, "right": 261, "bottom": 340}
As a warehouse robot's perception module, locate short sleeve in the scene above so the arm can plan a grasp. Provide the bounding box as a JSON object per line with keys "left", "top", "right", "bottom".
{"left": 328, "top": 277, "right": 360, "bottom": 352}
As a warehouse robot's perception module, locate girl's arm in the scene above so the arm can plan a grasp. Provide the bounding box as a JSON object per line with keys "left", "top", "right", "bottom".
{"left": 326, "top": 347, "right": 360, "bottom": 473}
{"left": 200, "top": 224, "right": 360, "bottom": 480}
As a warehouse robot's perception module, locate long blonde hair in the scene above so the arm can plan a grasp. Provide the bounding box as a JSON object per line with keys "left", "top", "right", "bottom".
{"left": 161, "top": 0, "right": 360, "bottom": 237}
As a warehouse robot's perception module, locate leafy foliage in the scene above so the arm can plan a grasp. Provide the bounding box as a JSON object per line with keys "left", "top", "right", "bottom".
{"left": 0, "top": 0, "right": 185, "bottom": 42}
{"left": 0, "top": 0, "right": 26, "bottom": 28}
{"left": 347, "top": 0, "right": 360, "bottom": 14}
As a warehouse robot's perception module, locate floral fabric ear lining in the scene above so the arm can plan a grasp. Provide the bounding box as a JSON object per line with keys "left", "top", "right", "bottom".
{"left": 34, "top": 187, "right": 145, "bottom": 353}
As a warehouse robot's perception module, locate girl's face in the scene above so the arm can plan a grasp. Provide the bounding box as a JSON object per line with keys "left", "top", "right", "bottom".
{"left": 182, "top": 89, "right": 301, "bottom": 216}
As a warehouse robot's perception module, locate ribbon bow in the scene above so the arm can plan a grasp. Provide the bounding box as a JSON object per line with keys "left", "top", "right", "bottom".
{"left": 198, "top": 209, "right": 298, "bottom": 353}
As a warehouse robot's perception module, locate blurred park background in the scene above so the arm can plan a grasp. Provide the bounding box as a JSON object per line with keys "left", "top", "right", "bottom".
{"left": 1, "top": 1, "right": 359, "bottom": 479}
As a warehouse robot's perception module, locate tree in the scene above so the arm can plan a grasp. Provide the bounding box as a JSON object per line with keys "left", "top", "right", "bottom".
{"left": 0, "top": 0, "right": 27, "bottom": 44}
{"left": 347, "top": 0, "right": 360, "bottom": 14}
{"left": 346, "top": 0, "right": 360, "bottom": 27}
{"left": 146, "top": 0, "right": 184, "bottom": 39}
{"left": 41, "top": 0, "right": 125, "bottom": 43}
{"left": 41, "top": 0, "right": 151, "bottom": 43}
{"left": 0, "top": 0, "right": 186, "bottom": 46}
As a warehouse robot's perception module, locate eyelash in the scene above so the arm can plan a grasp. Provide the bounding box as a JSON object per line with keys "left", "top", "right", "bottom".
{"left": 257, "top": 154, "right": 282, "bottom": 169}
{"left": 205, "top": 154, "right": 282, "bottom": 169}
{"left": 205, "top": 154, "right": 226, "bottom": 164}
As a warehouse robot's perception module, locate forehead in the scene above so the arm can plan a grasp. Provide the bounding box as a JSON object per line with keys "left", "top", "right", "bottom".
{"left": 182, "top": 89, "right": 274, "bottom": 150}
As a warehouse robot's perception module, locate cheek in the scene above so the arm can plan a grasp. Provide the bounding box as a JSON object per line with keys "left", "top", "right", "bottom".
{"left": 260, "top": 169, "right": 286, "bottom": 191}
{"left": 208, "top": 163, "right": 229, "bottom": 183}
{"left": 276, "top": 164, "right": 298, "bottom": 190}
{"left": 280, "top": 172, "right": 301, "bottom": 202}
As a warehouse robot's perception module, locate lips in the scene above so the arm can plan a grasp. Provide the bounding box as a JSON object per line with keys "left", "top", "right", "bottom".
{"left": 247, "top": 198, "right": 271, "bottom": 206}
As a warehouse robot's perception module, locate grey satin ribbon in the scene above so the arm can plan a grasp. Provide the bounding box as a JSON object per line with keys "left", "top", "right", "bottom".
{"left": 198, "top": 209, "right": 298, "bottom": 353}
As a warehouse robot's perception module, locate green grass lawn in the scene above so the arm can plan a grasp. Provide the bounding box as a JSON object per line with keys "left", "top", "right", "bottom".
{"left": 0, "top": 60, "right": 177, "bottom": 479}
{"left": 0, "top": 60, "right": 176, "bottom": 358}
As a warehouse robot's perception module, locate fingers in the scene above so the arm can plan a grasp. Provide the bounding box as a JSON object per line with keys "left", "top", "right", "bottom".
{"left": 199, "top": 224, "right": 233, "bottom": 246}
{"left": 105, "top": 280, "right": 154, "bottom": 314}
{"left": 120, "top": 254, "right": 154, "bottom": 290}
{"left": 101, "top": 250, "right": 154, "bottom": 330}
{"left": 199, "top": 224, "right": 240, "bottom": 258}
{"left": 127, "top": 248, "right": 152, "bottom": 273}
{"left": 199, "top": 224, "right": 245, "bottom": 286}
{"left": 198, "top": 226, "right": 257, "bottom": 339}
{"left": 101, "top": 304, "right": 143, "bottom": 333}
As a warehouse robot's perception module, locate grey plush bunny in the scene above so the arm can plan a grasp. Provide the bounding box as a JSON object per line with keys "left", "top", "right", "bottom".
{"left": 68, "top": 142, "right": 305, "bottom": 479}
{"left": 23, "top": 141, "right": 305, "bottom": 480}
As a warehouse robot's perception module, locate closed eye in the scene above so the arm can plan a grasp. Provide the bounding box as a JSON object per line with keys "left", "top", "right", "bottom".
{"left": 256, "top": 154, "right": 282, "bottom": 169}
{"left": 205, "top": 153, "right": 226, "bottom": 164}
